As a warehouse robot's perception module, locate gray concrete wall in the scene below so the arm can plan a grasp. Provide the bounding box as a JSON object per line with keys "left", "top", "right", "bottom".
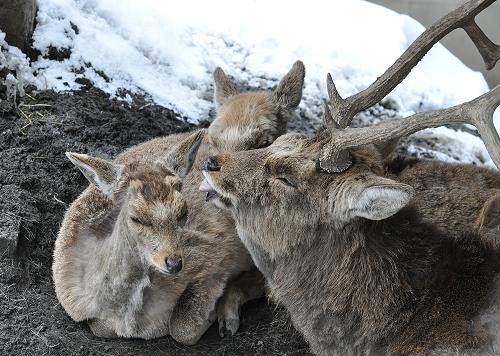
{"left": 367, "top": 0, "right": 500, "bottom": 88}
{"left": 0, "top": 0, "right": 37, "bottom": 53}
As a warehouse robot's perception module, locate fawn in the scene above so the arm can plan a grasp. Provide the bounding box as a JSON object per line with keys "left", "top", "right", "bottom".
{"left": 53, "top": 62, "right": 305, "bottom": 344}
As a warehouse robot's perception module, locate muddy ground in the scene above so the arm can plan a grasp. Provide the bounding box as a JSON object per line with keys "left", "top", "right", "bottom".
{"left": 0, "top": 87, "right": 310, "bottom": 356}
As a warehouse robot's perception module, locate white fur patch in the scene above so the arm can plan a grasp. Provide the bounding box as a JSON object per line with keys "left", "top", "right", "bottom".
{"left": 353, "top": 184, "right": 414, "bottom": 221}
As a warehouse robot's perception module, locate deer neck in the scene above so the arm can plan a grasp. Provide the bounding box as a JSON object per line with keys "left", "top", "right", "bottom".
{"left": 244, "top": 208, "right": 437, "bottom": 341}
{"left": 98, "top": 210, "right": 148, "bottom": 280}
{"left": 79, "top": 208, "right": 151, "bottom": 306}
{"left": 235, "top": 223, "right": 275, "bottom": 282}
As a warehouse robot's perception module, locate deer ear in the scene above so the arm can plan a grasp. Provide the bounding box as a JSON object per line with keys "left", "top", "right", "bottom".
{"left": 66, "top": 152, "right": 124, "bottom": 196}
{"left": 273, "top": 60, "right": 305, "bottom": 111}
{"left": 476, "top": 192, "right": 500, "bottom": 247}
{"left": 213, "top": 67, "right": 238, "bottom": 110}
{"left": 156, "top": 129, "right": 205, "bottom": 178}
{"left": 478, "top": 192, "right": 500, "bottom": 229}
{"left": 350, "top": 176, "right": 414, "bottom": 221}
{"left": 375, "top": 138, "right": 400, "bottom": 159}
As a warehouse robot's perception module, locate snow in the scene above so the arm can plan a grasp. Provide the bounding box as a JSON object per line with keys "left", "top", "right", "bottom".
{"left": 1, "top": 0, "right": 498, "bottom": 167}
{"left": 31, "top": 0, "right": 489, "bottom": 118}
{"left": 408, "top": 126, "right": 496, "bottom": 168}
{"left": 495, "top": 107, "right": 500, "bottom": 134}
{"left": 0, "top": 32, "right": 40, "bottom": 103}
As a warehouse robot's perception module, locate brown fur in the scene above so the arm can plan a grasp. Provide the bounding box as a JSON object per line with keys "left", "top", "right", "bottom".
{"left": 209, "top": 60, "right": 305, "bottom": 152}
{"left": 476, "top": 191, "right": 500, "bottom": 249}
{"left": 202, "top": 132, "right": 500, "bottom": 355}
{"left": 387, "top": 156, "right": 500, "bottom": 242}
{"left": 53, "top": 62, "right": 305, "bottom": 343}
{"left": 54, "top": 132, "right": 254, "bottom": 342}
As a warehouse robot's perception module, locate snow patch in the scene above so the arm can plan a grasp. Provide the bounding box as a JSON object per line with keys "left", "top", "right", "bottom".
{"left": 407, "top": 126, "right": 495, "bottom": 168}
{"left": 0, "top": 32, "right": 40, "bottom": 104}
{"left": 32, "top": 0, "right": 489, "bottom": 122}
{"left": 495, "top": 106, "right": 500, "bottom": 134}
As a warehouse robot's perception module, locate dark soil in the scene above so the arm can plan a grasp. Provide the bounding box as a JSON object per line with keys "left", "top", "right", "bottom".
{"left": 0, "top": 87, "right": 309, "bottom": 355}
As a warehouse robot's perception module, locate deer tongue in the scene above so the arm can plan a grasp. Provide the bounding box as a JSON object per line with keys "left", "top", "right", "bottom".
{"left": 199, "top": 178, "right": 215, "bottom": 193}
{"left": 199, "top": 178, "right": 219, "bottom": 202}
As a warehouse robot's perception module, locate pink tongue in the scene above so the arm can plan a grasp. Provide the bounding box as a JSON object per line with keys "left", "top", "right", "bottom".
{"left": 199, "top": 179, "right": 214, "bottom": 192}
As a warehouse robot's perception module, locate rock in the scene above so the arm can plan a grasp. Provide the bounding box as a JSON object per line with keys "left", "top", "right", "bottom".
{"left": 0, "top": 0, "right": 37, "bottom": 53}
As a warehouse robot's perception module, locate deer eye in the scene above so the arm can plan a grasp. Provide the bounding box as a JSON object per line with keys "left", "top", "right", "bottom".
{"left": 130, "top": 216, "right": 145, "bottom": 225}
{"left": 275, "top": 176, "right": 297, "bottom": 188}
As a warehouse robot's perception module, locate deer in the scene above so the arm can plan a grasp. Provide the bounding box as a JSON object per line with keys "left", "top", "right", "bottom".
{"left": 199, "top": 0, "right": 500, "bottom": 354}
{"left": 52, "top": 62, "right": 305, "bottom": 344}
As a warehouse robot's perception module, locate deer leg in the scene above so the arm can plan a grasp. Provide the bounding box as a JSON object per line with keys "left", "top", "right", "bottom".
{"left": 169, "top": 282, "right": 221, "bottom": 345}
{"left": 88, "top": 319, "right": 118, "bottom": 338}
{"left": 216, "top": 268, "right": 266, "bottom": 337}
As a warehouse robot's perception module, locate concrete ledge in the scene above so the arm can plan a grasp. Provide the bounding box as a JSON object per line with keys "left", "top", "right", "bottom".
{"left": 0, "top": 0, "right": 37, "bottom": 52}
{"left": 367, "top": 0, "right": 500, "bottom": 87}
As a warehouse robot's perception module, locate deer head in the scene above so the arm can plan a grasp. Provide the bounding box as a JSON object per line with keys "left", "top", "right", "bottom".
{"left": 66, "top": 130, "right": 205, "bottom": 274}
{"left": 200, "top": 0, "right": 500, "bottom": 257}
{"left": 200, "top": 132, "right": 416, "bottom": 257}
{"left": 208, "top": 61, "right": 305, "bottom": 152}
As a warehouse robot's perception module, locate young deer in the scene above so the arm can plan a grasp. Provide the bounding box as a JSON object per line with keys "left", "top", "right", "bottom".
{"left": 53, "top": 62, "right": 305, "bottom": 344}
{"left": 200, "top": 1, "right": 500, "bottom": 354}
{"left": 209, "top": 60, "right": 305, "bottom": 152}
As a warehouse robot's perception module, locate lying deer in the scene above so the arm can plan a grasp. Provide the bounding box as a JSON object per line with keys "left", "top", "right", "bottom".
{"left": 53, "top": 62, "right": 305, "bottom": 343}
{"left": 200, "top": 1, "right": 500, "bottom": 354}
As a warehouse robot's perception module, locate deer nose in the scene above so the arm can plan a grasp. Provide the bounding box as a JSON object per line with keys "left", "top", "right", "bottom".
{"left": 165, "top": 257, "right": 183, "bottom": 273}
{"left": 203, "top": 156, "right": 220, "bottom": 172}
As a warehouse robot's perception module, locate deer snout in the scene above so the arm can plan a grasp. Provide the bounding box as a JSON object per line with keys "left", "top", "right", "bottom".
{"left": 203, "top": 156, "right": 220, "bottom": 172}
{"left": 165, "top": 256, "right": 183, "bottom": 274}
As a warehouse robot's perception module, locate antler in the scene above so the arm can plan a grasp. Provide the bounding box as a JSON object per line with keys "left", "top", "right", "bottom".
{"left": 320, "top": 86, "right": 500, "bottom": 172}
{"left": 320, "top": 0, "right": 500, "bottom": 173}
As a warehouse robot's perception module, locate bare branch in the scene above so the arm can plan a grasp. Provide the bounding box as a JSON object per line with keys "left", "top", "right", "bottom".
{"left": 319, "top": 86, "right": 500, "bottom": 173}
{"left": 324, "top": 0, "right": 499, "bottom": 129}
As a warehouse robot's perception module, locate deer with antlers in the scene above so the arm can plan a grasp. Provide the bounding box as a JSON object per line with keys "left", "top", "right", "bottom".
{"left": 199, "top": 0, "right": 500, "bottom": 354}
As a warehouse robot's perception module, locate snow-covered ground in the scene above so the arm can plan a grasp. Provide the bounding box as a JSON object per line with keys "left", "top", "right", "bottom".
{"left": 1, "top": 0, "right": 499, "bottom": 167}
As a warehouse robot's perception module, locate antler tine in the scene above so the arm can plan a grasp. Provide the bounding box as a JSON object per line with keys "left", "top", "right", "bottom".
{"left": 323, "top": 99, "right": 341, "bottom": 130}
{"left": 324, "top": 0, "right": 499, "bottom": 131}
{"left": 325, "top": 74, "right": 345, "bottom": 128}
{"left": 319, "top": 86, "right": 500, "bottom": 173}
{"left": 322, "top": 99, "right": 353, "bottom": 169}
{"left": 463, "top": 20, "right": 500, "bottom": 70}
